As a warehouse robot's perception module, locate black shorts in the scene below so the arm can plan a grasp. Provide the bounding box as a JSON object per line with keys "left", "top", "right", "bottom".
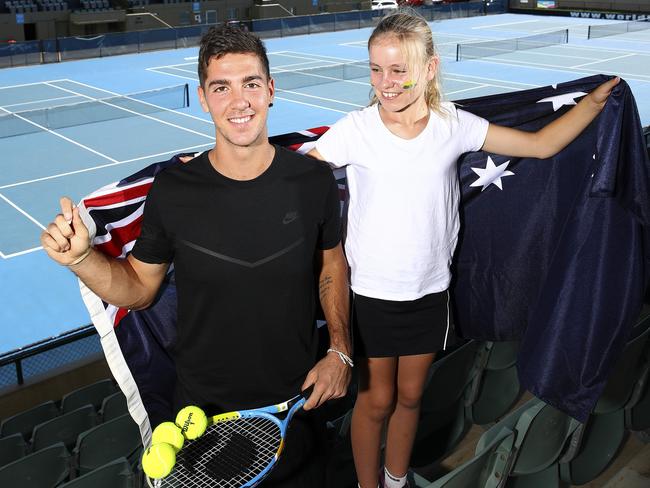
{"left": 353, "top": 290, "right": 454, "bottom": 358}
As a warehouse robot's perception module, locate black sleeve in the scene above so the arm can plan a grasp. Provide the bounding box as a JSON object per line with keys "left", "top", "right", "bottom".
{"left": 318, "top": 169, "right": 341, "bottom": 250}
{"left": 131, "top": 178, "right": 174, "bottom": 264}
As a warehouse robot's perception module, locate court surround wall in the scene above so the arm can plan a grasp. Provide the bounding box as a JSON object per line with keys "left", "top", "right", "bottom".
{"left": 0, "top": 0, "right": 366, "bottom": 42}
{"left": 509, "top": 0, "right": 650, "bottom": 14}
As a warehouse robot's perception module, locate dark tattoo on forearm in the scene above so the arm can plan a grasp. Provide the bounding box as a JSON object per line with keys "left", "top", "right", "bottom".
{"left": 319, "top": 275, "right": 333, "bottom": 301}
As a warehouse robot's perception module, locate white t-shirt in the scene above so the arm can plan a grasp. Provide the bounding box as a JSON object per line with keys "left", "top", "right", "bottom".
{"left": 316, "top": 102, "right": 489, "bottom": 301}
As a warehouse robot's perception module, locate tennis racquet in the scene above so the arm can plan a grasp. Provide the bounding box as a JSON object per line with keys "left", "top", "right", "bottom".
{"left": 147, "top": 388, "right": 312, "bottom": 488}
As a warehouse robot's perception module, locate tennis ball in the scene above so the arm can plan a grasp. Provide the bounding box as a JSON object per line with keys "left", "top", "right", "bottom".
{"left": 152, "top": 421, "right": 185, "bottom": 452}
{"left": 142, "top": 442, "right": 176, "bottom": 479}
{"left": 175, "top": 405, "right": 208, "bottom": 440}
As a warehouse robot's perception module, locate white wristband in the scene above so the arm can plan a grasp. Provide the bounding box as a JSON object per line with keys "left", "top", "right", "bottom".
{"left": 66, "top": 248, "right": 91, "bottom": 267}
{"left": 327, "top": 348, "right": 354, "bottom": 368}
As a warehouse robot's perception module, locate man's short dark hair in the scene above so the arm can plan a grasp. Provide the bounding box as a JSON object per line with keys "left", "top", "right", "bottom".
{"left": 198, "top": 25, "right": 270, "bottom": 88}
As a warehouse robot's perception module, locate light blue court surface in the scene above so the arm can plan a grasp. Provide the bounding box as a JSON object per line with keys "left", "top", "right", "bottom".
{"left": 1, "top": 13, "right": 649, "bottom": 354}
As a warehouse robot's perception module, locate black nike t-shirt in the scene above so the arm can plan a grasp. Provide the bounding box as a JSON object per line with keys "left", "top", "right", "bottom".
{"left": 131, "top": 146, "right": 341, "bottom": 412}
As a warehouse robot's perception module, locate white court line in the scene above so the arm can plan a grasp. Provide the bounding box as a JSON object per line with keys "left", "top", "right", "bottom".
{"left": 0, "top": 192, "right": 45, "bottom": 230}
{"left": 148, "top": 61, "right": 197, "bottom": 70}
{"left": 146, "top": 67, "right": 198, "bottom": 82}
{"left": 56, "top": 79, "right": 212, "bottom": 126}
{"left": 0, "top": 105, "right": 120, "bottom": 164}
{"left": 279, "top": 51, "right": 362, "bottom": 63}
{"left": 601, "top": 36, "right": 650, "bottom": 45}
{"left": 0, "top": 142, "right": 215, "bottom": 190}
{"left": 1, "top": 246, "right": 43, "bottom": 259}
{"left": 272, "top": 68, "right": 368, "bottom": 87}
{"left": 505, "top": 49, "right": 605, "bottom": 61}
{"left": 0, "top": 79, "right": 68, "bottom": 90}
{"left": 274, "top": 95, "right": 348, "bottom": 113}
{"left": 447, "top": 84, "right": 492, "bottom": 96}
{"left": 456, "top": 46, "right": 594, "bottom": 61}
{"left": 276, "top": 88, "right": 365, "bottom": 108}
{"left": 274, "top": 59, "right": 342, "bottom": 70}
{"left": 444, "top": 72, "right": 539, "bottom": 87}
{"left": 340, "top": 41, "right": 367, "bottom": 48}
{"left": 462, "top": 57, "right": 650, "bottom": 83}
{"left": 531, "top": 25, "right": 586, "bottom": 33}
{"left": 184, "top": 50, "right": 285, "bottom": 62}
{"left": 162, "top": 66, "right": 197, "bottom": 75}
{"left": 547, "top": 43, "right": 650, "bottom": 55}
{"left": 148, "top": 67, "right": 352, "bottom": 113}
{"left": 572, "top": 52, "right": 636, "bottom": 68}
{"left": 472, "top": 19, "right": 541, "bottom": 30}
{"left": 45, "top": 81, "right": 214, "bottom": 140}
{"left": 2, "top": 95, "right": 81, "bottom": 110}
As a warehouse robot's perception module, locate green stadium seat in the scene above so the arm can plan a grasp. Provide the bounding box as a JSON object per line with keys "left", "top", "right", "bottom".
{"left": 410, "top": 340, "right": 478, "bottom": 467}
{"left": 61, "top": 379, "right": 117, "bottom": 414}
{"left": 558, "top": 410, "right": 626, "bottom": 485}
{"left": 31, "top": 404, "right": 97, "bottom": 452}
{"left": 477, "top": 397, "right": 579, "bottom": 484}
{"left": 624, "top": 314, "right": 650, "bottom": 432}
{"left": 74, "top": 413, "right": 142, "bottom": 476}
{"left": 625, "top": 351, "right": 650, "bottom": 431}
{"left": 593, "top": 314, "right": 650, "bottom": 415}
{"left": 0, "top": 441, "right": 70, "bottom": 487}
{"left": 100, "top": 391, "right": 129, "bottom": 422}
{"left": 558, "top": 312, "right": 650, "bottom": 485}
{"left": 412, "top": 426, "right": 515, "bottom": 488}
{"left": 59, "top": 457, "right": 135, "bottom": 488}
{"left": 484, "top": 341, "right": 518, "bottom": 370}
{"left": 465, "top": 342, "right": 522, "bottom": 425}
{"left": 505, "top": 464, "right": 567, "bottom": 488}
{"left": 0, "top": 400, "right": 59, "bottom": 440}
{"left": 0, "top": 432, "right": 26, "bottom": 466}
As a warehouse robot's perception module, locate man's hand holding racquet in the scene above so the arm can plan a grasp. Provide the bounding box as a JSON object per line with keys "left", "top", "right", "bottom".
{"left": 301, "top": 349, "right": 352, "bottom": 410}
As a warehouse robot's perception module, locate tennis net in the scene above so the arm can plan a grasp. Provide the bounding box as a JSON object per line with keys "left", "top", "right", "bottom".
{"left": 456, "top": 29, "right": 569, "bottom": 61}
{"left": 587, "top": 18, "right": 650, "bottom": 39}
{"left": 272, "top": 61, "right": 370, "bottom": 91}
{"left": 1, "top": 83, "right": 189, "bottom": 139}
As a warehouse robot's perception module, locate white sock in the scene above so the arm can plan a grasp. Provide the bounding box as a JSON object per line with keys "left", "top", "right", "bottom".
{"left": 357, "top": 484, "right": 380, "bottom": 488}
{"left": 384, "top": 467, "right": 407, "bottom": 488}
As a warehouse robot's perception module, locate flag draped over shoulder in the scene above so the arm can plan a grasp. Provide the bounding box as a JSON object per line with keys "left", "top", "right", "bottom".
{"left": 79, "top": 75, "right": 649, "bottom": 445}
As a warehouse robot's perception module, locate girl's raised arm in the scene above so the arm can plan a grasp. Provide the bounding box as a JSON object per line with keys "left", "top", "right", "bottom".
{"left": 482, "top": 76, "right": 620, "bottom": 159}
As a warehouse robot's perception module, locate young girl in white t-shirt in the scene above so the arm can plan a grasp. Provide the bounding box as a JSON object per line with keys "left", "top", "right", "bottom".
{"left": 309, "top": 10, "right": 618, "bottom": 488}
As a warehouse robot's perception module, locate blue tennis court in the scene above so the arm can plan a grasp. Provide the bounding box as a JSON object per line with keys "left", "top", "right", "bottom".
{"left": 2, "top": 12, "right": 650, "bottom": 355}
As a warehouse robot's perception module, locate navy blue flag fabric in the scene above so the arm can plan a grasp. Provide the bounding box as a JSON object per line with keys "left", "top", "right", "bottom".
{"left": 79, "top": 75, "right": 649, "bottom": 444}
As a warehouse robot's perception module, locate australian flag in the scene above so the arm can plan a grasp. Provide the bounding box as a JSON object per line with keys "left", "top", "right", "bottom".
{"left": 78, "top": 75, "right": 649, "bottom": 445}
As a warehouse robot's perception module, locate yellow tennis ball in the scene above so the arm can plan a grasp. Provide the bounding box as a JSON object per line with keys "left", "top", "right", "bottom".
{"left": 175, "top": 405, "right": 208, "bottom": 440}
{"left": 152, "top": 422, "right": 185, "bottom": 452}
{"left": 142, "top": 443, "right": 176, "bottom": 479}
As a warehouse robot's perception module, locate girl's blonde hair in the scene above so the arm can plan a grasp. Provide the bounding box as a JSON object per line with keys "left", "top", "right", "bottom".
{"left": 368, "top": 9, "right": 444, "bottom": 114}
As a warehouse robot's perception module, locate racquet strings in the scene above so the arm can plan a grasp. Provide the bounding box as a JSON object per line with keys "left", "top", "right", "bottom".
{"left": 163, "top": 415, "right": 282, "bottom": 487}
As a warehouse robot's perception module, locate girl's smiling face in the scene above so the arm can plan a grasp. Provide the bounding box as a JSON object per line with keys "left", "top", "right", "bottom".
{"left": 368, "top": 34, "right": 435, "bottom": 114}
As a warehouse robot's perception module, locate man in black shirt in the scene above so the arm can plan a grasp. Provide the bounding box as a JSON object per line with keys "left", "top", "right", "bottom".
{"left": 41, "top": 25, "right": 351, "bottom": 487}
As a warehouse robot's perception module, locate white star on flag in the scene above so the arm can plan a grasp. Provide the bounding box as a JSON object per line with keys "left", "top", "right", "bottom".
{"left": 537, "top": 91, "right": 587, "bottom": 111}
{"left": 470, "top": 156, "right": 514, "bottom": 191}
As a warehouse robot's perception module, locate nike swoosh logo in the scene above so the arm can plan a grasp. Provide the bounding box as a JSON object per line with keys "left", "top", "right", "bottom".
{"left": 283, "top": 212, "right": 299, "bottom": 224}
{"left": 181, "top": 238, "right": 305, "bottom": 268}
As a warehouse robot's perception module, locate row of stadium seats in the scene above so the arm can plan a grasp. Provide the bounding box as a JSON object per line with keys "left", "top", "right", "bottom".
{"left": 2, "top": 305, "right": 648, "bottom": 487}
{"left": 0, "top": 378, "right": 141, "bottom": 487}
{"left": 411, "top": 309, "right": 650, "bottom": 487}
{"left": 79, "top": 0, "right": 111, "bottom": 11}
{"left": 5, "top": 0, "right": 68, "bottom": 12}
{"left": 325, "top": 338, "right": 525, "bottom": 487}
{"left": 324, "top": 307, "right": 650, "bottom": 487}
